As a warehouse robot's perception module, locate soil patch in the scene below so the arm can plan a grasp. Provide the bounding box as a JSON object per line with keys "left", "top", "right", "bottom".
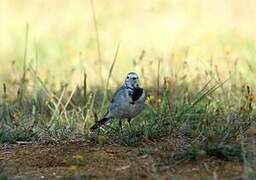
{"left": 0, "top": 141, "right": 244, "bottom": 179}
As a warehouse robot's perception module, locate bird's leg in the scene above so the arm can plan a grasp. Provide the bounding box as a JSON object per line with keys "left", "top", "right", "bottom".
{"left": 118, "top": 120, "right": 123, "bottom": 136}
{"left": 119, "top": 120, "right": 122, "bottom": 129}
{"left": 119, "top": 120, "right": 123, "bottom": 130}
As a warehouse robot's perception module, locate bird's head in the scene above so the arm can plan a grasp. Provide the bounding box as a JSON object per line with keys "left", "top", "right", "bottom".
{"left": 124, "top": 72, "right": 140, "bottom": 88}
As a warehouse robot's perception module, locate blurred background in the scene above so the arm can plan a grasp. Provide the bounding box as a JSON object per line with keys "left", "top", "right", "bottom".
{"left": 0, "top": 0, "right": 256, "bottom": 90}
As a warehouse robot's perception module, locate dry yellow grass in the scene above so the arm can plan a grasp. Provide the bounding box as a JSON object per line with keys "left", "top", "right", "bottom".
{"left": 0, "top": 0, "right": 255, "bottom": 89}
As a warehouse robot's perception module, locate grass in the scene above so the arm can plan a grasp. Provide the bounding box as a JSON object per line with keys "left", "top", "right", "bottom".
{"left": 0, "top": 162, "right": 8, "bottom": 180}
{"left": 1, "top": 1, "right": 256, "bottom": 178}
{"left": 0, "top": 61, "right": 254, "bottom": 148}
{"left": 1, "top": 49, "right": 256, "bottom": 179}
{"left": 1, "top": 28, "right": 256, "bottom": 177}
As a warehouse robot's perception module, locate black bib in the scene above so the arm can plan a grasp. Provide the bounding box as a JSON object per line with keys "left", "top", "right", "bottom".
{"left": 128, "top": 87, "right": 143, "bottom": 102}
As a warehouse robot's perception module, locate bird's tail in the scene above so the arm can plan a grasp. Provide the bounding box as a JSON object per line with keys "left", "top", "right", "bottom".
{"left": 90, "top": 117, "right": 109, "bottom": 130}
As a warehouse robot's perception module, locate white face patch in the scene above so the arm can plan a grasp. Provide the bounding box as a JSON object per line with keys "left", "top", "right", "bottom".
{"left": 124, "top": 72, "right": 140, "bottom": 88}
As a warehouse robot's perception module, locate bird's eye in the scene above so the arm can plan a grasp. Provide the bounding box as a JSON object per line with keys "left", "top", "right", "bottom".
{"left": 132, "top": 77, "right": 137, "bottom": 80}
{"left": 126, "top": 76, "right": 129, "bottom": 79}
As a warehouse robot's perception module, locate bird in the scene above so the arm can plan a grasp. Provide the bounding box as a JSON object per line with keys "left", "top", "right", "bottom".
{"left": 90, "top": 72, "right": 146, "bottom": 130}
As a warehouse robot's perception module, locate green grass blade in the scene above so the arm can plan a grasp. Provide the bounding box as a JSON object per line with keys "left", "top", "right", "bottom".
{"left": 101, "top": 42, "right": 120, "bottom": 110}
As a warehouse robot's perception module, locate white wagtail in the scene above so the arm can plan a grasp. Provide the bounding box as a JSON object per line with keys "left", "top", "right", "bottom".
{"left": 90, "top": 72, "right": 146, "bottom": 130}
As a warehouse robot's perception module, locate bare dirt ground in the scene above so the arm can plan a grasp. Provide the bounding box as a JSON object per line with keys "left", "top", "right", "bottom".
{"left": 0, "top": 140, "right": 244, "bottom": 180}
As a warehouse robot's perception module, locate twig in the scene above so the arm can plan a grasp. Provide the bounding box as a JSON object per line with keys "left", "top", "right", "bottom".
{"left": 90, "top": 0, "right": 103, "bottom": 85}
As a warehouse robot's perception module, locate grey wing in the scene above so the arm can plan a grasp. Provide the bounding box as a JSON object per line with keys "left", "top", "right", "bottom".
{"left": 105, "top": 86, "right": 132, "bottom": 118}
{"left": 110, "top": 86, "right": 126, "bottom": 103}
